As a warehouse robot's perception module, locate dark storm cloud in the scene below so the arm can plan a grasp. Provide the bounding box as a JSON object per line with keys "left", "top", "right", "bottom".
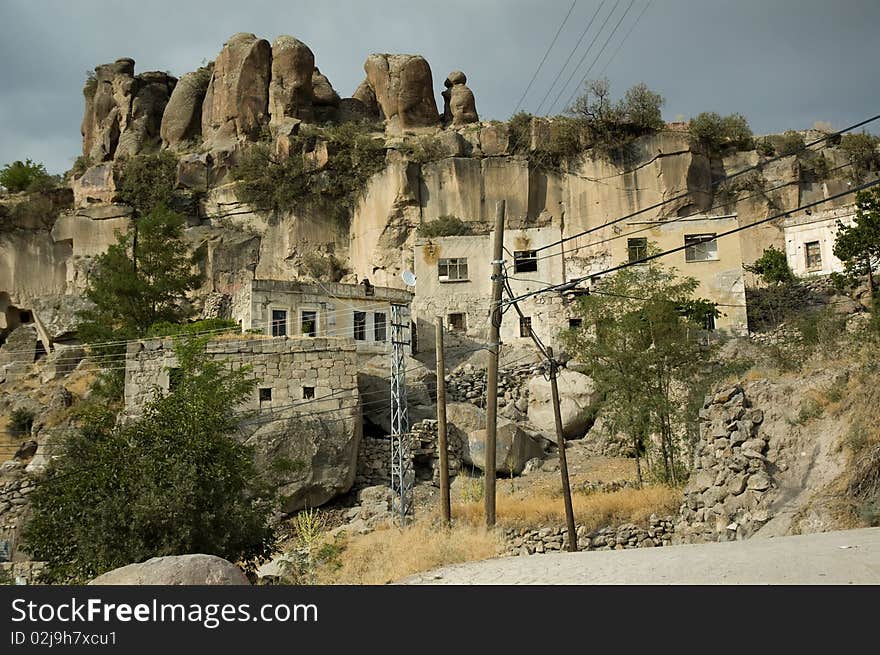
{"left": 1, "top": 0, "right": 878, "bottom": 173}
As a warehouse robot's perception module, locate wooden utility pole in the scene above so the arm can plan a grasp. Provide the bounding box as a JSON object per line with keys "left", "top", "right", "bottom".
{"left": 547, "top": 347, "right": 578, "bottom": 552}
{"left": 435, "top": 316, "right": 451, "bottom": 525}
{"left": 485, "top": 200, "right": 505, "bottom": 528}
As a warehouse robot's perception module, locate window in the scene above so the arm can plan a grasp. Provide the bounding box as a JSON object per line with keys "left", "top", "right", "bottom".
{"left": 513, "top": 250, "right": 538, "bottom": 273}
{"left": 259, "top": 388, "right": 272, "bottom": 402}
{"left": 302, "top": 386, "right": 315, "bottom": 399}
{"left": 168, "top": 367, "right": 182, "bottom": 392}
{"left": 703, "top": 313, "right": 716, "bottom": 331}
{"left": 805, "top": 241, "right": 822, "bottom": 271}
{"left": 301, "top": 310, "right": 317, "bottom": 337}
{"left": 19, "top": 310, "right": 33, "bottom": 324}
{"left": 448, "top": 313, "right": 466, "bottom": 332}
{"left": 438, "top": 257, "right": 468, "bottom": 282}
{"left": 519, "top": 316, "right": 532, "bottom": 337}
{"left": 374, "top": 311, "right": 387, "bottom": 341}
{"left": 353, "top": 311, "right": 366, "bottom": 340}
{"left": 271, "top": 309, "right": 288, "bottom": 337}
{"left": 627, "top": 238, "right": 648, "bottom": 263}
{"left": 684, "top": 234, "right": 718, "bottom": 262}
{"left": 568, "top": 318, "right": 582, "bottom": 329}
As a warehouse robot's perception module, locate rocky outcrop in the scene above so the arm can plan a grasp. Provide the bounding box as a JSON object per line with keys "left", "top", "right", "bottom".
{"left": 442, "top": 70, "right": 478, "bottom": 126}
{"left": 160, "top": 66, "right": 212, "bottom": 148}
{"left": 201, "top": 33, "right": 272, "bottom": 147}
{"left": 81, "top": 58, "right": 175, "bottom": 161}
{"left": 269, "top": 36, "right": 315, "bottom": 126}
{"left": 363, "top": 54, "right": 440, "bottom": 131}
{"left": 311, "top": 67, "right": 340, "bottom": 123}
{"left": 357, "top": 354, "right": 436, "bottom": 433}
{"left": 88, "top": 554, "right": 249, "bottom": 585}
{"left": 527, "top": 369, "right": 601, "bottom": 439}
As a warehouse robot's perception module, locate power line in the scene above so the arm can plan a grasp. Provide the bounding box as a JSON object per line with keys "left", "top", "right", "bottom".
{"left": 534, "top": 1, "right": 607, "bottom": 116}
{"left": 514, "top": 0, "right": 579, "bottom": 114}
{"left": 597, "top": 0, "right": 652, "bottom": 77}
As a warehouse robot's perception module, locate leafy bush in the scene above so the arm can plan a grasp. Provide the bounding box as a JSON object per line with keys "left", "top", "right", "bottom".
{"left": 116, "top": 151, "right": 178, "bottom": 216}
{"left": 688, "top": 112, "right": 753, "bottom": 150}
{"left": 744, "top": 246, "right": 795, "bottom": 285}
{"left": 0, "top": 159, "right": 58, "bottom": 193}
{"left": 508, "top": 111, "right": 534, "bottom": 153}
{"left": 71, "top": 155, "right": 93, "bottom": 179}
{"left": 417, "top": 215, "right": 473, "bottom": 238}
{"left": 22, "top": 337, "right": 278, "bottom": 583}
{"left": 146, "top": 318, "right": 239, "bottom": 338}
{"left": 402, "top": 135, "right": 447, "bottom": 164}
{"left": 9, "top": 408, "right": 35, "bottom": 436}
{"left": 233, "top": 122, "right": 386, "bottom": 228}
{"left": 3, "top": 195, "right": 61, "bottom": 229}
{"left": 776, "top": 130, "right": 805, "bottom": 156}
{"left": 757, "top": 138, "right": 775, "bottom": 157}
{"left": 839, "top": 131, "right": 880, "bottom": 183}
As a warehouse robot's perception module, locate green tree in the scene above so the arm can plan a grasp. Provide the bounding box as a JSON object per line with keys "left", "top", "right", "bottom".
{"left": 0, "top": 159, "right": 57, "bottom": 193}
{"left": 689, "top": 112, "right": 753, "bottom": 151}
{"left": 22, "top": 337, "right": 277, "bottom": 583}
{"left": 744, "top": 245, "right": 795, "bottom": 285}
{"left": 116, "top": 151, "right": 178, "bottom": 218}
{"left": 562, "top": 263, "right": 715, "bottom": 484}
{"left": 839, "top": 132, "right": 880, "bottom": 183}
{"left": 834, "top": 187, "right": 880, "bottom": 299}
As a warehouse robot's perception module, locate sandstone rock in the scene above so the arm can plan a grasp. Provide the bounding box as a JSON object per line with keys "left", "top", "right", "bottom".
{"left": 357, "top": 355, "right": 435, "bottom": 433}
{"left": 273, "top": 118, "right": 302, "bottom": 159}
{"left": 13, "top": 440, "right": 37, "bottom": 461}
{"left": 363, "top": 54, "right": 440, "bottom": 131}
{"left": 351, "top": 79, "right": 382, "bottom": 119}
{"left": 726, "top": 473, "right": 748, "bottom": 496}
{"left": 81, "top": 58, "right": 135, "bottom": 161}
{"left": 202, "top": 33, "right": 272, "bottom": 147}
{"left": 116, "top": 71, "right": 177, "bottom": 157}
{"left": 245, "top": 411, "right": 361, "bottom": 513}
{"left": 527, "top": 370, "right": 600, "bottom": 439}
{"left": 685, "top": 470, "right": 715, "bottom": 494}
{"left": 465, "top": 424, "right": 544, "bottom": 475}
{"left": 746, "top": 471, "right": 771, "bottom": 491}
{"left": 442, "top": 70, "right": 478, "bottom": 126}
{"left": 311, "top": 68, "right": 340, "bottom": 107}
{"left": 161, "top": 65, "right": 212, "bottom": 148}
{"left": 269, "top": 36, "right": 315, "bottom": 125}
{"left": 72, "top": 162, "right": 117, "bottom": 207}
{"left": 480, "top": 124, "right": 510, "bottom": 156}
{"left": 175, "top": 152, "right": 211, "bottom": 192}
{"left": 88, "top": 554, "right": 249, "bottom": 585}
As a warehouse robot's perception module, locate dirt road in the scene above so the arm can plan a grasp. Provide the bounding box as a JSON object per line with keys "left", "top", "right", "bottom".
{"left": 401, "top": 528, "right": 880, "bottom": 584}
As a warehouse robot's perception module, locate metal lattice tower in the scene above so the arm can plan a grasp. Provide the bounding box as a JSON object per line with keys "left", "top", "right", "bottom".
{"left": 390, "top": 303, "right": 413, "bottom": 524}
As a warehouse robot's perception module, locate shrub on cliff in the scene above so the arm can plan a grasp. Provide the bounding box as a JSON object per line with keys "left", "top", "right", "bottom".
{"left": 0, "top": 159, "right": 58, "bottom": 194}
{"left": 416, "top": 215, "right": 472, "bottom": 238}
{"left": 688, "top": 112, "right": 754, "bottom": 151}
{"left": 22, "top": 337, "right": 277, "bottom": 583}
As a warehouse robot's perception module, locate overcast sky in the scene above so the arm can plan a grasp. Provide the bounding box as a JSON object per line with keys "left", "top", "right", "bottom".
{"left": 1, "top": 0, "right": 878, "bottom": 174}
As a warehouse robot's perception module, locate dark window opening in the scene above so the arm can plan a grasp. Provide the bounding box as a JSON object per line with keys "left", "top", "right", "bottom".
{"left": 568, "top": 318, "right": 583, "bottom": 329}
{"left": 374, "top": 312, "right": 387, "bottom": 341}
{"left": 411, "top": 321, "right": 418, "bottom": 354}
{"left": 302, "top": 386, "right": 315, "bottom": 399}
{"left": 259, "top": 387, "right": 272, "bottom": 402}
{"left": 684, "top": 234, "right": 718, "bottom": 262}
{"left": 271, "top": 309, "right": 288, "bottom": 337}
{"left": 703, "top": 313, "right": 716, "bottom": 331}
{"left": 438, "top": 258, "right": 468, "bottom": 282}
{"left": 301, "top": 310, "right": 317, "bottom": 337}
{"left": 19, "top": 310, "right": 33, "bottom": 324}
{"left": 354, "top": 311, "right": 367, "bottom": 340}
{"left": 513, "top": 250, "right": 538, "bottom": 273}
{"left": 627, "top": 238, "right": 648, "bottom": 263}
{"left": 805, "top": 241, "right": 822, "bottom": 271}
{"left": 448, "top": 313, "right": 466, "bottom": 332}
{"left": 169, "top": 367, "right": 182, "bottom": 391}
{"left": 519, "top": 316, "right": 532, "bottom": 337}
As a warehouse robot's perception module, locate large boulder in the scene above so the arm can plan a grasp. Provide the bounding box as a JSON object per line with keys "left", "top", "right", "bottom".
{"left": 116, "top": 71, "right": 177, "bottom": 157}
{"left": 446, "top": 402, "right": 543, "bottom": 475}
{"left": 357, "top": 355, "right": 436, "bottom": 433}
{"left": 311, "top": 67, "right": 341, "bottom": 122}
{"left": 363, "top": 54, "right": 440, "bottom": 131}
{"left": 269, "top": 36, "right": 315, "bottom": 125}
{"left": 442, "top": 70, "right": 478, "bottom": 126}
{"left": 244, "top": 410, "right": 362, "bottom": 513}
{"left": 161, "top": 65, "right": 212, "bottom": 148}
{"left": 88, "top": 555, "right": 249, "bottom": 585}
{"left": 201, "top": 33, "right": 272, "bottom": 147}
{"left": 527, "top": 370, "right": 601, "bottom": 439}
{"left": 81, "top": 58, "right": 135, "bottom": 161}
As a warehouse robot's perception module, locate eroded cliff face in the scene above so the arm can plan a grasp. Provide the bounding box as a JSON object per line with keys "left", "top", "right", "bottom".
{"left": 0, "top": 31, "right": 857, "bottom": 341}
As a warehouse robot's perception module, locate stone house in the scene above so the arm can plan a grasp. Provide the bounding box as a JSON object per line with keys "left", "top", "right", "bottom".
{"left": 783, "top": 205, "right": 855, "bottom": 277}
{"left": 231, "top": 279, "right": 413, "bottom": 360}
{"left": 411, "top": 216, "right": 749, "bottom": 349}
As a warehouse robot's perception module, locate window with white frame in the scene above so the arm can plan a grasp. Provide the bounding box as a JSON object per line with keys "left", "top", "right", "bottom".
{"left": 684, "top": 234, "right": 719, "bottom": 262}
{"left": 805, "top": 241, "right": 822, "bottom": 271}
{"left": 513, "top": 250, "right": 538, "bottom": 273}
{"left": 438, "top": 257, "right": 468, "bottom": 282}
{"left": 270, "top": 309, "right": 288, "bottom": 337}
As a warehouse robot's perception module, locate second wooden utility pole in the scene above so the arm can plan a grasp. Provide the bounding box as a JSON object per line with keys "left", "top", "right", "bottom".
{"left": 547, "top": 347, "right": 578, "bottom": 552}
{"left": 435, "top": 316, "right": 451, "bottom": 525}
{"left": 485, "top": 200, "right": 505, "bottom": 528}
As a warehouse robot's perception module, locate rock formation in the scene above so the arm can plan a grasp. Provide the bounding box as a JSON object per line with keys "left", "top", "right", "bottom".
{"left": 363, "top": 54, "right": 440, "bottom": 131}
{"left": 527, "top": 370, "right": 601, "bottom": 439}
{"left": 311, "top": 67, "right": 341, "bottom": 122}
{"left": 269, "top": 36, "right": 315, "bottom": 126}
{"left": 88, "top": 554, "right": 250, "bottom": 585}
{"left": 442, "top": 70, "right": 478, "bottom": 126}
{"left": 201, "top": 32, "right": 272, "bottom": 147}
{"left": 81, "top": 58, "right": 175, "bottom": 161}
{"left": 160, "top": 65, "right": 212, "bottom": 148}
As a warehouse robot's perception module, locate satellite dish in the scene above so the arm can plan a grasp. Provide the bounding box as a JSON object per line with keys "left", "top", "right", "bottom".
{"left": 401, "top": 270, "right": 417, "bottom": 286}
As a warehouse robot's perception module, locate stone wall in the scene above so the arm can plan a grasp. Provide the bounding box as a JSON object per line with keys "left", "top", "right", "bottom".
{"left": 445, "top": 361, "right": 543, "bottom": 416}
{"left": 0, "top": 461, "right": 35, "bottom": 563}
{"left": 673, "top": 384, "right": 774, "bottom": 543}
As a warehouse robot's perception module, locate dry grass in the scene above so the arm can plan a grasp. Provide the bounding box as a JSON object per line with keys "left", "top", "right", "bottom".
{"left": 316, "top": 521, "right": 503, "bottom": 585}
{"left": 453, "top": 484, "right": 680, "bottom": 533}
